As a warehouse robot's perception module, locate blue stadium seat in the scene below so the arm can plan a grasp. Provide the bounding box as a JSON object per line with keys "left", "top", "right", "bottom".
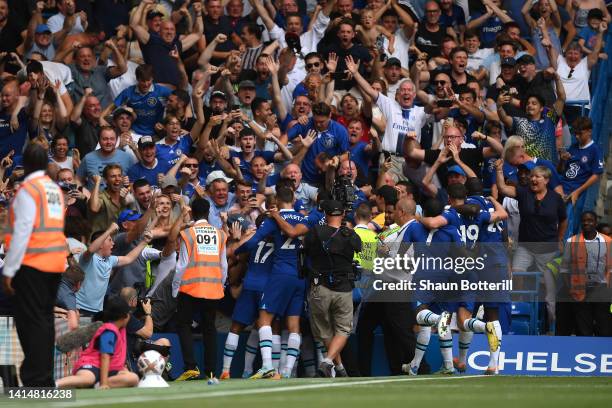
{"left": 511, "top": 272, "right": 542, "bottom": 335}
{"left": 510, "top": 320, "right": 530, "bottom": 335}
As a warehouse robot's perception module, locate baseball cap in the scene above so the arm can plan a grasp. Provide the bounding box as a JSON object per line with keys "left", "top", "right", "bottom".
{"left": 146, "top": 9, "right": 164, "bottom": 20}
{"left": 238, "top": 80, "right": 256, "bottom": 89}
{"left": 501, "top": 57, "right": 516, "bottom": 67}
{"left": 112, "top": 106, "right": 136, "bottom": 120}
{"left": 517, "top": 54, "right": 535, "bottom": 65}
{"left": 210, "top": 90, "right": 226, "bottom": 100}
{"left": 35, "top": 24, "right": 51, "bottom": 34}
{"left": 227, "top": 213, "right": 252, "bottom": 231}
{"left": 137, "top": 135, "right": 155, "bottom": 149}
{"left": 447, "top": 165, "right": 467, "bottom": 176}
{"left": 118, "top": 209, "right": 143, "bottom": 224}
{"left": 384, "top": 57, "right": 402, "bottom": 68}
{"left": 205, "top": 170, "right": 233, "bottom": 186}
{"left": 323, "top": 200, "right": 344, "bottom": 216}
{"left": 159, "top": 175, "right": 178, "bottom": 190}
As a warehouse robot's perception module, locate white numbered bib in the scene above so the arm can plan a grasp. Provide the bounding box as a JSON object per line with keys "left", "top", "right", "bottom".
{"left": 194, "top": 226, "right": 219, "bottom": 255}
{"left": 44, "top": 182, "right": 63, "bottom": 220}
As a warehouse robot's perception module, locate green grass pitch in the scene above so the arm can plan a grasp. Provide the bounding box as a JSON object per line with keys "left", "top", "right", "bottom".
{"left": 6, "top": 375, "right": 611, "bottom": 408}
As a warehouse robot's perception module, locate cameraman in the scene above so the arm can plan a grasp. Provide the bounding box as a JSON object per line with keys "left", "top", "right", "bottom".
{"left": 119, "top": 287, "right": 170, "bottom": 372}
{"left": 303, "top": 200, "right": 362, "bottom": 377}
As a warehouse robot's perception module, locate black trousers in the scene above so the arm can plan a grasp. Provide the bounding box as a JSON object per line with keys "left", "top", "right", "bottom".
{"left": 357, "top": 302, "right": 416, "bottom": 376}
{"left": 176, "top": 293, "right": 218, "bottom": 375}
{"left": 556, "top": 302, "right": 612, "bottom": 337}
{"left": 12, "top": 266, "right": 61, "bottom": 387}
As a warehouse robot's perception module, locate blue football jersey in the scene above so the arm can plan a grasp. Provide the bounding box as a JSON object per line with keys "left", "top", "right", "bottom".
{"left": 242, "top": 238, "right": 274, "bottom": 292}
{"left": 441, "top": 207, "right": 490, "bottom": 248}
{"left": 466, "top": 196, "right": 505, "bottom": 243}
{"left": 237, "top": 210, "right": 305, "bottom": 276}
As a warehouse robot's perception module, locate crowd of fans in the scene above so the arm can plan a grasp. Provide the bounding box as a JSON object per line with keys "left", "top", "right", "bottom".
{"left": 0, "top": 0, "right": 610, "bottom": 379}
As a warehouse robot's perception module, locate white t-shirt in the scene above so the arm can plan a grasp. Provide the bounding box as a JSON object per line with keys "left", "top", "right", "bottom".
{"left": 40, "top": 61, "right": 73, "bottom": 95}
{"left": 376, "top": 93, "right": 433, "bottom": 152}
{"left": 557, "top": 55, "right": 590, "bottom": 104}
{"left": 46, "top": 13, "right": 85, "bottom": 35}
{"left": 108, "top": 60, "right": 138, "bottom": 100}
{"left": 272, "top": 11, "right": 330, "bottom": 110}
{"left": 385, "top": 29, "right": 411, "bottom": 69}
{"left": 467, "top": 48, "right": 494, "bottom": 72}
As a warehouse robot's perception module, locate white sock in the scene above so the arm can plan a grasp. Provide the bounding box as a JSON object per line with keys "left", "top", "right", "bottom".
{"left": 301, "top": 335, "right": 316, "bottom": 377}
{"left": 439, "top": 328, "right": 453, "bottom": 370}
{"left": 243, "top": 329, "right": 258, "bottom": 376}
{"left": 280, "top": 330, "right": 289, "bottom": 370}
{"left": 488, "top": 321, "right": 503, "bottom": 370}
{"left": 283, "top": 332, "right": 301, "bottom": 376}
{"left": 458, "top": 331, "right": 473, "bottom": 364}
{"left": 272, "top": 334, "right": 281, "bottom": 372}
{"left": 416, "top": 309, "right": 440, "bottom": 326}
{"left": 258, "top": 326, "right": 273, "bottom": 369}
{"left": 223, "top": 332, "right": 239, "bottom": 372}
{"left": 463, "top": 318, "right": 486, "bottom": 333}
{"left": 410, "top": 326, "right": 431, "bottom": 369}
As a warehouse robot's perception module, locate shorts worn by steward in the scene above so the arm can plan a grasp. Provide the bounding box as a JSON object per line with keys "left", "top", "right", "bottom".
{"left": 308, "top": 284, "right": 353, "bottom": 342}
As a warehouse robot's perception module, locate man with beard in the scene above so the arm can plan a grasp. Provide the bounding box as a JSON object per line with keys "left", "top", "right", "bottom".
{"left": 88, "top": 164, "right": 130, "bottom": 233}
{"left": 47, "top": 0, "right": 86, "bottom": 47}
{"left": 380, "top": 58, "right": 404, "bottom": 97}
{"left": 130, "top": 178, "right": 154, "bottom": 214}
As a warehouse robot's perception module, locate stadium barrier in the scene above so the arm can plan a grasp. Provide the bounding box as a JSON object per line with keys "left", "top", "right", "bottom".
{"left": 152, "top": 331, "right": 612, "bottom": 378}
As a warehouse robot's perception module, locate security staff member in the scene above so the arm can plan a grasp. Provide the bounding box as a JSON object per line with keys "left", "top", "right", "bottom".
{"left": 357, "top": 198, "right": 418, "bottom": 376}
{"left": 353, "top": 203, "right": 379, "bottom": 304}
{"left": 303, "top": 200, "right": 362, "bottom": 377}
{"left": 173, "top": 198, "right": 227, "bottom": 381}
{"left": 2, "top": 144, "right": 68, "bottom": 387}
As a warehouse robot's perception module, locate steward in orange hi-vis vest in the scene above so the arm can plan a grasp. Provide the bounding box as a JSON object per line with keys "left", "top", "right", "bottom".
{"left": 5, "top": 174, "right": 68, "bottom": 273}
{"left": 178, "top": 221, "right": 226, "bottom": 299}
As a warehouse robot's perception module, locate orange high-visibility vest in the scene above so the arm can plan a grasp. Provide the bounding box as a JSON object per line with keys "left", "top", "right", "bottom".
{"left": 179, "top": 222, "right": 226, "bottom": 299}
{"left": 5, "top": 174, "right": 68, "bottom": 273}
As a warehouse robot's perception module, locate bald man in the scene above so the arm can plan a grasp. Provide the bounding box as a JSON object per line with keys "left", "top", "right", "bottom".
{"left": 281, "top": 163, "right": 318, "bottom": 211}
{"left": 0, "top": 79, "right": 28, "bottom": 164}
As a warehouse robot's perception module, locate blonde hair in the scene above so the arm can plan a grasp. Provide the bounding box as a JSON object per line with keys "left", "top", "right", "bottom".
{"left": 503, "top": 135, "right": 525, "bottom": 161}
{"left": 531, "top": 165, "right": 551, "bottom": 180}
